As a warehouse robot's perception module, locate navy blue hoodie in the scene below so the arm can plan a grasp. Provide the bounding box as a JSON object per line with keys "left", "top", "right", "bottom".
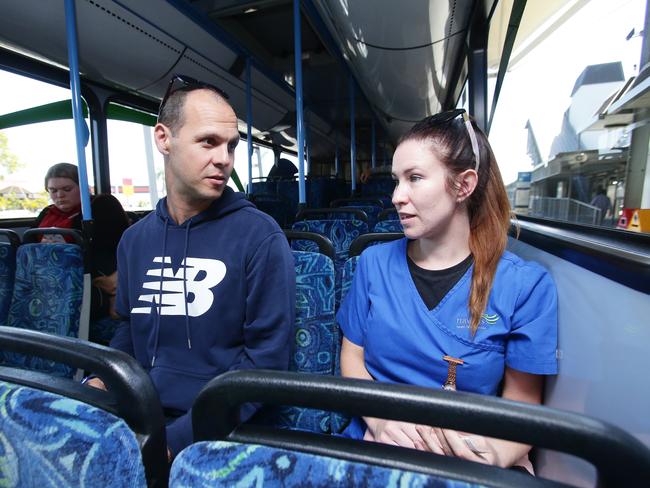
{"left": 110, "top": 187, "right": 295, "bottom": 455}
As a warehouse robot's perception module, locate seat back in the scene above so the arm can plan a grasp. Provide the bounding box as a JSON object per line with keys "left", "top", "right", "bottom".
{"left": 183, "top": 370, "right": 650, "bottom": 488}
{"left": 250, "top": 192, "right": 292, "bottom": 228}
{"left": 0, "top": 326, "right": 168, "bottom": 487}
{"left": 2, "top": 229, "right": 85, "bottom": 377}
{"left": 373, "top": 219, "right": 402, "bottom": 233}
{"left": 291, "top": 219, "right": 368, "bottom": 309}
{"left": 0, "top": 380, "right": 146, "bottom": 487}
{"left": 0, "top": 230, "right": 20, "bottom": 324}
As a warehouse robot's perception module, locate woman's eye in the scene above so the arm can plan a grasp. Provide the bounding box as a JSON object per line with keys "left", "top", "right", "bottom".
{"left": 409, "top": 175, "right": 421, "bottom": 182}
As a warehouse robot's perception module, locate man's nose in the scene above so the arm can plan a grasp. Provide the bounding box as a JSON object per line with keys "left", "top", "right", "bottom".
{"left": 210, "top": 145, "right": 231, "bottom": 166}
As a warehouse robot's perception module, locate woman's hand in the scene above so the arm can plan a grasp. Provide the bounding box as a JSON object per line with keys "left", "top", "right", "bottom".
{"left": 364, "top": 418, "right": 429, "bottom": 450}
{"left": 417, "top": 426, "right": 498, "bottom": 464}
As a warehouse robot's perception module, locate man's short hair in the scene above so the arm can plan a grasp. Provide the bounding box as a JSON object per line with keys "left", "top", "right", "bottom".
{"left": 44, "top": 162, "right": 79, "bottom": 189}
{"left": 158, "top": 87, "right": 229, "bottom": 135}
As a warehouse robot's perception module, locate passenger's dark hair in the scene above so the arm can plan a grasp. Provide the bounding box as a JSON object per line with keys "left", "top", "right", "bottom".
{"left": 158, "top": 88, "right": 228, "bottom": 135}
{"left": 44, "top": 162, "right": 79, "bottom": 189}
{"left": 91, "top": 194, "right": 130, "bottom": 251}
{"left": 398, "top": 115, "right": 512, "bottom": 336}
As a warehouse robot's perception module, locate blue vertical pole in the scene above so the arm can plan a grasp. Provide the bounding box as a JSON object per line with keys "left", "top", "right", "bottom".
{"left": 64, "top": 0, "right": 92, "bottom": 220}
{"left": 293, "top": 0, "right": 306, "bottom": 205}
{"left": 305, "top": 122, "right": 310, "bottom": 175}
{"left": 371, "top": 117, "right": 376, "bottom": 169}
{"left": 246, "top": 58, "right": 253, "bottom": 194}
{"left": 350, "top": 74, "right": 356, "bottom": 193}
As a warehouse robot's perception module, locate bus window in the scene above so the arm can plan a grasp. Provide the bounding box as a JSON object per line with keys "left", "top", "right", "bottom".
{"left": 489, "top": 0, "right": 645, "bottom": 232}
{"left": 230, "top": 142, "right": 276, "bottom": 192}
{"left": 0, "top": 69, "right": 94, "bottom": 219}
{"left": 106, "top": 105, "right": 165, "bottom": 211}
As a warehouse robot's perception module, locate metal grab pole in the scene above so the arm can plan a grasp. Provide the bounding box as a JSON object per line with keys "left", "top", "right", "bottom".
{"left": 64, "top": 0, "right": 92, "bottom": 221}
{"left": 294, "top": 0, "right": 306, "bottom": 205}
{"left": 246, "top": 58, "right": 253, "bottom": 194}
{"left": 350, "top": 74, "right": 356, "bottom": 193}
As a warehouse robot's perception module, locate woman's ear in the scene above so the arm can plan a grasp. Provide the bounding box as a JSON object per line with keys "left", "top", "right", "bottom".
{"left": 455, "top": 169, "right": 478, "bottom": 203}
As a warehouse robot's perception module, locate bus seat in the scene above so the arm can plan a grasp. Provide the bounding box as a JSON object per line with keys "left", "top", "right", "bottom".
{"left": 178, "top": 370, "right": 650, "bottom": 488}
{"left": 0, "top": 380, "right": 146, "bottom": 487}
{"left": 250, "top": 193, "right": 292, "bottom": 228}
{"left": 0, "top": 229, "right": 20, "bottom": 325}
{"left": 253, "top": 242, "right": 338, "bottom": 433}
{"left": 291, "top": 219, "right": 368, "bottom": 309}
{"left": 378, "top": 208, "right": 398, "bottom": 221}
{"left": 0, "top": 326, "right": 168, "bottom": 487}
{"left": 373, "top": 219, "right": 402, "bottom": 233}
{"left": 1, "top": 230, "right": 85, "bottom": 378}
{"left": 341, "top": 204, "right": 382, "bottom": 229}
{"left": 170, "top": 441, "right": 441, "bottom": 487}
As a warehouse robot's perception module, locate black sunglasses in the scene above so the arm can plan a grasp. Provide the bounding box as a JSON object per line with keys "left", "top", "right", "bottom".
{"left": 426, "top": 109, "right": 480, "bottom": 172}
{"left": 158, "top": 74, "right": 229, "bottom": 116}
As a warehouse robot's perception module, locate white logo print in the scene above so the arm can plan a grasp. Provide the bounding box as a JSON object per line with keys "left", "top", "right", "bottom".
{"left": 131, "top": 256, "right": 226, "bottom": 316}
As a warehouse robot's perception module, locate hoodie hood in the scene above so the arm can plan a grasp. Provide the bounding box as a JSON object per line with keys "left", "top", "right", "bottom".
{"left": 155, "top": 187, "right": 253, "bottom": 227}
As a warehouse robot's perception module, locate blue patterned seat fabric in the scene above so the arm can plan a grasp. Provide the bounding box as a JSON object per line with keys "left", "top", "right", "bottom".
{"left": 342, "top": 204, "right": 382, "bottom": 229}
{"left": 0, "top": 380, "right": 145, "bottom": 488}
{"left": 329, "top": 255, "right": 361, "bottom": 433}
{"left": 291, "top": 219, "right": 368, "bottom": 310}
{"left": 170, "top": 441, "right": 484, "bottom": 488}
{"left": 373, "top": 219, "right": 403, "bottom": 232}
{"left": 0, "top": 242, "right": 16, "bottom": 325}
{"left": 253, "top": 251, "right": 337, "bottom": 433}
{"left": 0, "top": 244, "right": 84, "bottom": 378}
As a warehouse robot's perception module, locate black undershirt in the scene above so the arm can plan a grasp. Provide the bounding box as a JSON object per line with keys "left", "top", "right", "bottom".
{"left": 407, "top": 253, "right": 474, "bottom": 310}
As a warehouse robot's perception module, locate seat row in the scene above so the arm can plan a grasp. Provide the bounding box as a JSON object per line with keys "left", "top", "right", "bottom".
{"left": 0, "top": 326, "right": 647, "bottom": 488}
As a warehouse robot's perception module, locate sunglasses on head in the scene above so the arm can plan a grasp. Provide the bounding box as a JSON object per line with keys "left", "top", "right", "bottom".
{"left": 426, "top": 109, "right": 480, "bottom": 172}
{"left": 158, "top": 74, "right": 229, "bottom": 116}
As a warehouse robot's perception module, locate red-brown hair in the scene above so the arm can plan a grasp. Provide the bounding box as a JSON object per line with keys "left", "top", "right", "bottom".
{"left": 399, "top": 114, "right": 512, "bottom": 335}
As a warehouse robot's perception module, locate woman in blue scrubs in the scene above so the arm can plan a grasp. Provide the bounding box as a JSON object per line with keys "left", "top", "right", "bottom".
{"left": 337, "top": 110, "right": 557, "bottom": 472}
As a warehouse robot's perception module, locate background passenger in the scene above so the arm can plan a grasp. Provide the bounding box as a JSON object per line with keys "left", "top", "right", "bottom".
{"left": 34, "top": 162, "right": 82, "bottom": 243}
{"left": 590, "top": 187, "right": 611, "bottom": 225}
{"left": 88, "top": 193, "right": 130, "bottom": 344}
{"left": 338, "top": 110, "right": 558, "bottom": 473}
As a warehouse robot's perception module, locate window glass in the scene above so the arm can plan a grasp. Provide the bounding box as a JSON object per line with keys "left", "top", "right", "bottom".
{"left": 230, "top": 142, "right": 277, "bottom": 192}
{"left": 0, "top": 69, "right": 94, "bottom": 219}
{"left": 106, "top": 105, "right": 165, "bottom": 211}
{"left": 489, "top": 0, "right": 645, "bottom": 232}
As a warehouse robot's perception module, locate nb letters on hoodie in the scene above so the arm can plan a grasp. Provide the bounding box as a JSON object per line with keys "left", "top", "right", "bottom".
{"left": 131, "top": 256, "right": 226, "bottom": 316}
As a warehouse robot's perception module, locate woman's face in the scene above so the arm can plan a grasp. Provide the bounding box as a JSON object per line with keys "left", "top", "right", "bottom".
{"left": 391, "top": 139, "right": 461, "bottom": 240}
{"left": 47, "top": 177, "right": 81, "bottom": 213}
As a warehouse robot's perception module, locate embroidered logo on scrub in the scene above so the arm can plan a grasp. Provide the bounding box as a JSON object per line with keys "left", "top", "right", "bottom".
{"left": 456, "top": 313, "right": 500, "bottom": 329}
{"left": 132, "top": 256, "right": 226, "bottom": 316}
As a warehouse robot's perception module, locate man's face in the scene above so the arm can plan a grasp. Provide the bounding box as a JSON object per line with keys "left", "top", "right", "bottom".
{"left": 157, "top": 89, "right": 239, "bottom": 207}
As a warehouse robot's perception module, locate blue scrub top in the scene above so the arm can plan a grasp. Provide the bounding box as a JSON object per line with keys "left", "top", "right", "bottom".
{"left": 337, "top": 238, "right": 558, "bottom": 438}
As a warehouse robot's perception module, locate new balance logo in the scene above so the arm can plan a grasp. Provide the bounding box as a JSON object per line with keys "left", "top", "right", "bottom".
{"left": 132, "top": 256, "right": 226, "bottom": 316}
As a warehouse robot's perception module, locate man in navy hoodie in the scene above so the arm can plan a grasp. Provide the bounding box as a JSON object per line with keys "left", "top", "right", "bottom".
{"left": 86, "top": 75, "right": 295, "bottom": 458}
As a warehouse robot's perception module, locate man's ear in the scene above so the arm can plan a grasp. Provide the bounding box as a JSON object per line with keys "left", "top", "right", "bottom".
{"left": 153, "top": 123, "right": 171, "bottom": 155}
{"left": 455, "top": 169, "right": 478, "bottom": 203}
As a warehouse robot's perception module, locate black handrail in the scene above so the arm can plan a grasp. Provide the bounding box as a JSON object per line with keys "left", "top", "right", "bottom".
{"left": 284, "top": 230, "right": 336, "bottom": 262}
{"left": 23, "top": 227, "right": 85, "bottom": 247}
{"left": 349, "top": 232, "right": 404, "bottom": 257}
{"left": 0, "top": 327, "right": 168, "bottom": 487}
{"left": 0, "top": 229, "right": 20, "bottom": 247}
{"left": 193, "top": 370, "right": 650, "bottom": 488}
{"left": 378, "top": 208, "right": 399, "bottom": 221}
{"left": 295, "top": 207, "right": 368, "bottom": 223}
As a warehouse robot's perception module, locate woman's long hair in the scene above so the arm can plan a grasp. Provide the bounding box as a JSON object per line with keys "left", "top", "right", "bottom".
{"left": 399, "top": 114, "right": 512, "bottom": 335}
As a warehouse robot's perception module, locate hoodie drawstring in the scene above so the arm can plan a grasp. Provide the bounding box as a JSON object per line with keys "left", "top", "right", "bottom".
{"left": 183, "top": 219, "right": 192, "bottom": 350}
{"left": 151, "top": 217, "right": 169, "bottom": 367}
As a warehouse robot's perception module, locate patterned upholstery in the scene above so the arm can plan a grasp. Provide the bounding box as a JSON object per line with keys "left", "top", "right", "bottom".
{"left": 373, "top": 219, "right": 403, "bottom": 232}
{"left": 254, "top": 251, "right": 337, "bottom": 433}
{"left": 0, "top": 380, "right": 146, "bottom": 488}
{"left": 1, "top": 244, "right": 84, "bottom": 377}
{"left": 291, "top": 220, "right": 368, "bottom": 309}
{"left": 342, "top": 204, "right": 382, "bottom": 229}
{"left": 0, "top": 243, "right": 16, "bottom": 325}
{"left": 170, "top": 441, "right": 483, "bottom": 487}
{"left": 330, "top": 255, "right": 360, "bottom": 433}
